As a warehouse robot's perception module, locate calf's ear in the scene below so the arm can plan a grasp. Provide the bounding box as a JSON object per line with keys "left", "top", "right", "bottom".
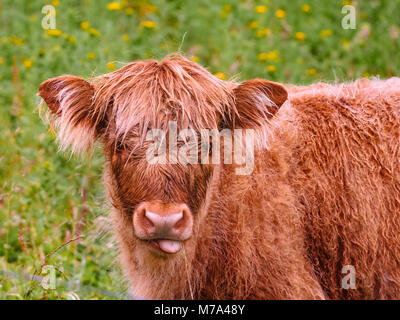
{"left": 39, "top": 75, "right": 100, "bottom": 155}
{"left": 230, "top": 79, "right": 287, "bottom": 129}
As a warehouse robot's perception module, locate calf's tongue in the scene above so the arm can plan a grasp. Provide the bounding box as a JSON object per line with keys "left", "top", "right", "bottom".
{"left": 157, "top": 240, "right": 182, "bottom": 254}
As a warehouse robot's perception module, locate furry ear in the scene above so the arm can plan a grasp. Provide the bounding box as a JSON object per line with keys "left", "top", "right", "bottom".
{"left": 39, "top": 75, "right": 99, "bottom": 154}
{"left": 230, "top": 79, "right": 288, "bottom": 129}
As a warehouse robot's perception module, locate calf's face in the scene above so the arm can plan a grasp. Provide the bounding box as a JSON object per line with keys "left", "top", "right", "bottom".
{"left": 108, "top": 139, "right": 213, "bottom": 256}
{"left": 38, "top": 57, "right": 287, "bottom": 267}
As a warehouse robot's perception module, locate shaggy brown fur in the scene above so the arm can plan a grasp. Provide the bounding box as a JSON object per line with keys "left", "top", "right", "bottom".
{"left": 39, "top": 55, "right": 400, "bottom": 299}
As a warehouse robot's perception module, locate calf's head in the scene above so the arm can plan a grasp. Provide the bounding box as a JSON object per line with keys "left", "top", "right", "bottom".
{"left": 39, "top": 56, "right": 287, "bottom": 295}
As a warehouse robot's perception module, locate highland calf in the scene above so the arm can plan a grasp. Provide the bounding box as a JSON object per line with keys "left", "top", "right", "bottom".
{"left": 39, "top": 56, "right": 400, "bottom": 299}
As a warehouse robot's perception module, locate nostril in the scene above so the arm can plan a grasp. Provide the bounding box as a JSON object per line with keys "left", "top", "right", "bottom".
{"left": 138, "top": 208, "right": 155, "bottom": 230}
{"left": 174, "top": 210, "right": 188, "bottom": 229}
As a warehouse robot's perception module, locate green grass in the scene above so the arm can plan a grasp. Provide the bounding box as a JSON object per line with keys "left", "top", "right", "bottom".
{"left": 0, "top": 0, "right": 399, "bottom": 299}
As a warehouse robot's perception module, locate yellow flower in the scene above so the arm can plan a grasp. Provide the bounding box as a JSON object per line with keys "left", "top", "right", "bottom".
{"left": 342, "top": 0, "right": 352, "bottom": 5}
{"left": 223, "top": 4, "right": 232, "bottom": 12}
{"left": 190, "top": 55, "right": 199, "bottom": 63}
{"left": 230, "top": 27, "right": 238, "bottom": 35}
{"left": 125, "top": 7, "right": 134, "bottom": 15}
{"left": 107, "top": 2, "right": 122, "bottom": 10}
{"left": 89, "top": 28, "right": 100, "bottom": 36}
{"left": 48, "top": 127, "right": 56, "bottom": 137}
{"left": 138, "top": 3, "right": 158, "bottom": 15}
{"left": 80, "top": 21, "right": 90, "bottom": 30}
{"left": 258, "top": 53, "right": 268, "bottom": 61}
{"left": 307, "top": 68, "right": 317, "bottom": 75}
{"left": 320, "top": 29, "right": 333, "bottom": 38}
{"left": 301, "top": 4, "right": 311, "bottom": 12}
{"left": 249, "top": 21, "right": 259, "bottom": 29}
{"left": 68, "top": 36, "right": 76, "bottom": 43}
{"left": 275, "top": 9, "right": 286, "bottom": 19}
{"left": 10, "top": 36, "right": 24, "bottom": 46}
{"left": 220, "top": 12, "right": 228, "bottom": 19}
{"left": 107, "top": 62, "right": 116, "bottom": 71}
{"left": 342, "top": 38, "right": 351, "bottom": 49}
{"left": 51, "top": 0, "right": 60, "bottom": 6}
{"left": 256, "top": 28, "right": 271, "bottom": 38}
{"left": 29, "top": 15, "right": 38, "bottom": 22}
{"left": 0, "top": 57, "right": 4, "bottom": 65}
{"left": 87, "top": 52, "right": 96, "bottom": 59}
{"left": 214, "top": 72, "right": 226, "bottom": 80}
{"left": 255, "top": 5, "right": 267, "bottom": 13}
{"left": 140, "top": 20, "right": 157, "bottom": 29}
{"left": 47, "top": 29, "right": 62, "bottom": 36}
{"left": 122, "top": 34, "right": 130, "bottom": 41}
{"left": 257, "top": 50, "right": 280, "bottom": 62}
{"left": 295, "top": 32, "right": 306, "bottom": 41}
{"left": 220, "top": 5, "right": 232, "bottom": 18}
{"left": 266, "top": 65, "right": 276, "bottom": 73}
{"left": 22, "top": 59, "right": 33, "bottom": 68}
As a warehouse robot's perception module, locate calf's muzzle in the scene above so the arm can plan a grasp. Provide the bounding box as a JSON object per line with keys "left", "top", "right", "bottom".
{"left": 133, "top": 202, "right": 193, "bottom": 254}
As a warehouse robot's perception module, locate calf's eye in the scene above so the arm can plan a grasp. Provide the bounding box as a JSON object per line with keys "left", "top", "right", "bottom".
{"left": 116, "top": 140, "right": 126, "bottom": 153}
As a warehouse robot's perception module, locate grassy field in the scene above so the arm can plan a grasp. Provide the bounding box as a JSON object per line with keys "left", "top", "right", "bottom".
{"left": 0, "top": 0, "right": 399, "bottom": 299}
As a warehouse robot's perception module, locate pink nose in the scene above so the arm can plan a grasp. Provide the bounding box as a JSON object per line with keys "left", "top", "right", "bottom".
{"left": 133, "top": 202, "right": 193, "bottom": 241}
{"left": 145, "top": 211, "right": 183, "bottom": 234}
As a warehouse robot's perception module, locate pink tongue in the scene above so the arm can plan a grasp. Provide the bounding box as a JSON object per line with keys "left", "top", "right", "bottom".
{"left": 157, "top": 240, "right": 182, "bottom": 254}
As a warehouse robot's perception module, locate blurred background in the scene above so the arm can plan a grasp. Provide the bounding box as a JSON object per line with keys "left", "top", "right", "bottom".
{"left": 0, "top": 0, "right": 399, "bottom": 299}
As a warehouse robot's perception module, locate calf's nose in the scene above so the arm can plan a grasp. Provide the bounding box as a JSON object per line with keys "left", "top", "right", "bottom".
{"left": 145, "top": 211, "right": 183, "bottom": 235}
{"left": 133, "top": 202, "right": 193, "bottom": 242}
